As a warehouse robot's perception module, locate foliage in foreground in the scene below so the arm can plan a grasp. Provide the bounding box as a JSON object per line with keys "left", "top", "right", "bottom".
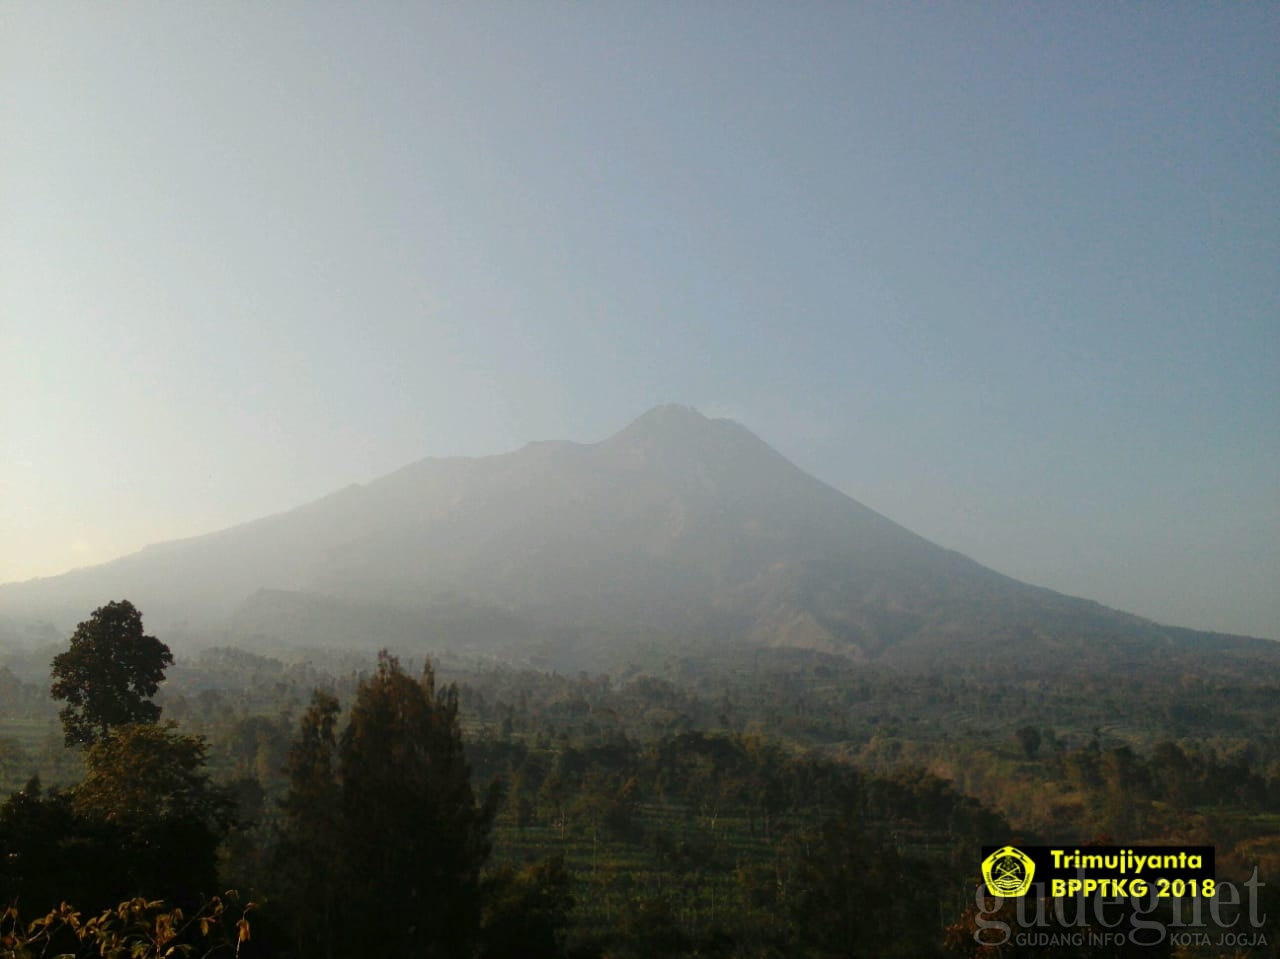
{"left": 0, "top": 895, "right": 251, "bottom": 959}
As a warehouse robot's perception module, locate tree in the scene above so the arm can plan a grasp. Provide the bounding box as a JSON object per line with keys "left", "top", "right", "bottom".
{"left": 1015, "top": 725, "right": 1042, "bottom": 760}
{"left": 340, "top": 652, "right": 498, "bottom": 958}
{"left": 73, "top": 722, "right": 234, "bottom": 904}
{"left": 50, "top": 600, "right": 173, "bottom": 746}
{"left": 277, "top": 652, "right": 499, "bottom": 959}
{"left": 275, "top": 690, "right": 344, "bottom": 958}
{"left": 0, "top": 776, "right": 120, "bottom": 915}
{"left": 479, "top": 856, "right": 574, "bottom": 959}
{"left": 782, "top": 808, "right": 940, "bottom": 958}
{"left": 2, "top": 724, "right": 232, "bottom": 918}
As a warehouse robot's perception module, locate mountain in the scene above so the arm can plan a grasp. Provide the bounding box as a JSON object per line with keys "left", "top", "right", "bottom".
{"left": 1, "top": 405, "right": 1274, "bottom": 672}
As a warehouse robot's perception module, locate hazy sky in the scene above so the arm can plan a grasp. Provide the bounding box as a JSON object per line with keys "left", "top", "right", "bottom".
{"left": 2, "top": 4, "right": 1277, "bottom": 638}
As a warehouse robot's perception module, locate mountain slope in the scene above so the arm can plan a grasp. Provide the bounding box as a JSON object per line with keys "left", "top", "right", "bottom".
{"left": 1, "top": 405, "right": 1272, "bottom": 671}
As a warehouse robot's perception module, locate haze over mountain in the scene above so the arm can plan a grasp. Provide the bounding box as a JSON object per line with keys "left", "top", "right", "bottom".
{"left": 1, "top": 406, "right": 1273, "bottom": 671}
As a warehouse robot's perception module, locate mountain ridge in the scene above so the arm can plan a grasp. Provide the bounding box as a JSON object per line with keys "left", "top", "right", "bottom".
{"left": 1, "top": 406, "right": 1273, "bottom": 672}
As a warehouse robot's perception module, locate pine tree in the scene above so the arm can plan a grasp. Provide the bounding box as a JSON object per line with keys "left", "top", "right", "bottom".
{"left": 278, "top": 653, "right": 498, "bottom": 959}
{"left": 276, "top": 690, "right": 344, "bottom": 958}
{"left": 340, "top": 652, "right": 497, "bottom": 958}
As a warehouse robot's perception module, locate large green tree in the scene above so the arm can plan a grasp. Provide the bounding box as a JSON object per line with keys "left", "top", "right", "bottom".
{"left": 73, "top": 722, "right": 234, "bottom": 904}
{"left": 50, "top": 600, "right": 173, "bottom": 746}
{"left": 278, "top": 652, "right": 499, "bottom": 959}
{"left": 1, "top": 724, "right": 233, "bottom": 915}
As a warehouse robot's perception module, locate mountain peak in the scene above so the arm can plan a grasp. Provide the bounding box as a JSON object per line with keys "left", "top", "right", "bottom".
{"left": 624, "top": 404, "right": 714, "bottom": 431}
{"left": 608, "top": 405, "right": 768, "bottom": 465}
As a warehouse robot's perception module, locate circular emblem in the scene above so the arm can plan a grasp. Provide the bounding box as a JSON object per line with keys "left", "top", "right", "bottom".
{"left": 982, "top": 845, "right": 1036, "bottom": 897}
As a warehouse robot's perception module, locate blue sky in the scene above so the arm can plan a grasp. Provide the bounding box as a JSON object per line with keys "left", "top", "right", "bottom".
{"left": 2, "top": 4, "right": 1276, "bottom": 638}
